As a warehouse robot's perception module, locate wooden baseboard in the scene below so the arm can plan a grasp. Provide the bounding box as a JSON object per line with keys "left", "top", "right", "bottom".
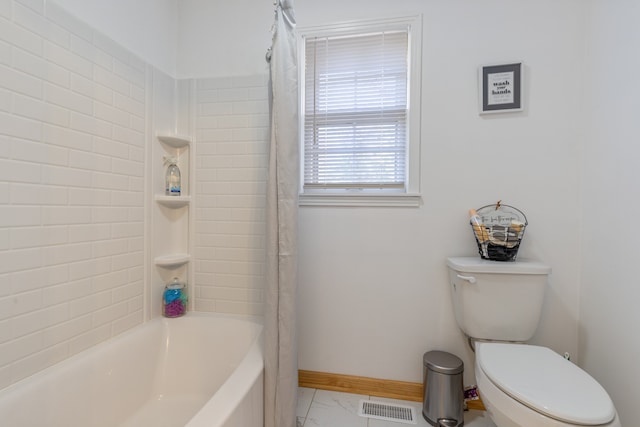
{"left": 298, "top": 370, "right": 486, "bottom": 411}
{"left": 298, "top": 369, "right": 423, "bottom": 402}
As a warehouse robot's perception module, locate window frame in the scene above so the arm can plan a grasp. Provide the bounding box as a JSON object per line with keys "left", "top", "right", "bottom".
{"left": 297, "top": 15, "right": 423, "bottom": 207}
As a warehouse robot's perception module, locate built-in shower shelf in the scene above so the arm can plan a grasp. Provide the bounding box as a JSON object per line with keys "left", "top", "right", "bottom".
{"left": 157, "top": 134, "right": 191, "bottom": 148}
{"left": 155, "top": 195, "right": 191, "bottom": 208}
{"left": 154, "top": 253, "right": 191, "bottom": 267}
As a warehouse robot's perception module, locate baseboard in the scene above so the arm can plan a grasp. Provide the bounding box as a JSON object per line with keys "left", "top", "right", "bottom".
{"left": 298, "top": 370, "right": 486, "bottom": 410}
{"left": 298, "top": 370, "right": 423, "bottom": 402}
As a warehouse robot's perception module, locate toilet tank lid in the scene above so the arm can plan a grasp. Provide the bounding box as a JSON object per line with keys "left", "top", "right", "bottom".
{"left": 446, "top": 257, "right": 551, "bottom": 275}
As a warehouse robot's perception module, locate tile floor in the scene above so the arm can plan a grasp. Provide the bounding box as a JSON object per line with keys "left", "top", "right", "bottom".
{"left": 297, "top": 387, "right": 497, "bottom": 427}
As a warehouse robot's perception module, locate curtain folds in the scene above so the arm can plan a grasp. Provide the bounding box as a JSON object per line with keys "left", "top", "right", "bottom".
{"left": 264, "top": 1, "right": 299, "bottom": 427}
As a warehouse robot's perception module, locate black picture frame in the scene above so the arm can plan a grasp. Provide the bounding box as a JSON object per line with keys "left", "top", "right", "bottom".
{"left": 479, "top": 62, "right": 523, "bottom": 114}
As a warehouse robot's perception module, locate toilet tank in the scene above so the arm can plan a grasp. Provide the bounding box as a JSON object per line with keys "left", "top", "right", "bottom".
{"left": 446, "top": 257, "right": 551, "bottom": 342}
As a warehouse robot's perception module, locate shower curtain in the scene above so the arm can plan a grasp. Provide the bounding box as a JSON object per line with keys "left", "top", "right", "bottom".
{"left": 264, "top": 1, "right": 298, "bottom": 427}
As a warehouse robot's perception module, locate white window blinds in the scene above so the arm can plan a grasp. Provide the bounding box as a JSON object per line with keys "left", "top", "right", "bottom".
{"left": 303, "top": 30, "right": 409, "bottom": 190}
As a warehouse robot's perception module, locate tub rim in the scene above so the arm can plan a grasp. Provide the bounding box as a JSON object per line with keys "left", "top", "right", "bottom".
{"left": 0, "top": 311, "right": 265, "bottom": 423}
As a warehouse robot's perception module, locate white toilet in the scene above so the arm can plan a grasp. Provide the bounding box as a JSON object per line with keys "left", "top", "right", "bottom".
{"left": 447, "top": 257, "right": 620, "bottom": 427}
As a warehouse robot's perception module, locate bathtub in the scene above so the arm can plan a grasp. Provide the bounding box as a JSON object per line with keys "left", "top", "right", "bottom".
{"left": 0, "top": 312, "right": 264, "bottom": 427}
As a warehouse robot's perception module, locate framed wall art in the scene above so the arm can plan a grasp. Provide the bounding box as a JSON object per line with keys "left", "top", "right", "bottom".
{"left": 478, "top": 62, "right": 523, "bottom": 114}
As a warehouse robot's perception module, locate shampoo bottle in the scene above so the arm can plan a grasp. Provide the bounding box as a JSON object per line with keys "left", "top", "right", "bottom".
{"left": 164, "top": 156, "right": 181, "bottom": 196}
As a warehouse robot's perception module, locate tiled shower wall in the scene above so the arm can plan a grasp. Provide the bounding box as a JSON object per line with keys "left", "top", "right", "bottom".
{"left": 193, "top": 75, "right": 270, "bottom": 316}
{"left": 0, "top": 0, "right": 149, "bottom": 388}
{"left": 0, "top": 0, "right": 269, "bottom": 389}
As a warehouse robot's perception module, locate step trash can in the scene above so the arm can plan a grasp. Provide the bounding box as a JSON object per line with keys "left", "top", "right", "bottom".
{"left": 422, "top": 350, "right": 464, "bottom": 427}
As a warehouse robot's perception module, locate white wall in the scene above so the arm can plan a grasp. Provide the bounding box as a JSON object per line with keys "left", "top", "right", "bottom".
{"left": 49, "top": 0, "right": 178, "bottom": 77}
{"left": 580, "top": 1, "right": 640, "bottom": 425}
{"left": 297, "top": 0, "right": 586, "bottom": 385}
{"left": 176, "top": 0, "right": 273, "bottom": 79}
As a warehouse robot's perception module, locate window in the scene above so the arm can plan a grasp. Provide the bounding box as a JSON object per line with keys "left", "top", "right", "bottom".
{"left": 299, "top": 16, "right": 422, "bottom": 207}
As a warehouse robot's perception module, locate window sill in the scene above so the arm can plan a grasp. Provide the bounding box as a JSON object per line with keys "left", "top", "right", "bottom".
{"left": 298, "top": 193, "right": 422, "bottom": 208}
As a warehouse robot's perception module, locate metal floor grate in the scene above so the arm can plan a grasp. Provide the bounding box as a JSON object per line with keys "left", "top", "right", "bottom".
{"left": 358, "top": 400, "right": 417, "bottom": 424}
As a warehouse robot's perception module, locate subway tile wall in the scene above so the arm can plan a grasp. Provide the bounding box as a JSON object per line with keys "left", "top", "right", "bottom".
{"left": 0, "top": 0, "right": 270, "bottom": 389}
{"left": 0, "top": 0, "right": 149, "bottom": 388}
{"left": 194, "top": 75, "right": 270, "bottom": 316}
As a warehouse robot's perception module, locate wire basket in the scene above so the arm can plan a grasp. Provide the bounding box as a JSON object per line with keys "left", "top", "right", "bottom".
{"left": 471, "top": 202, "right": 527, "bottom": 261}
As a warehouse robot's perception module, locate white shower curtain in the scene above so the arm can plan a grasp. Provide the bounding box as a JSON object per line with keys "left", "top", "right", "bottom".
{"left": 264, "top": 1, "right": 298, "bottom": 427}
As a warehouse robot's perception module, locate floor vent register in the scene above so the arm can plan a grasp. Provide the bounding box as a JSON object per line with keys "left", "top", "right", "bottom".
{"left": 358, "top": 400, "right": 417, "bottom": 424}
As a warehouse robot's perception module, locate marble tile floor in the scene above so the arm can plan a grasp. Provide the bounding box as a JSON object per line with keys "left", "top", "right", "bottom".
{"left": 297, "top": 387, "right": 497, "bottom": 427}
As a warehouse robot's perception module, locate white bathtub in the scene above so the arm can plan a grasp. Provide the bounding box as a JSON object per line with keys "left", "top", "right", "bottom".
{"left": 0, "top": 312, "right": 264, "bottom": 427}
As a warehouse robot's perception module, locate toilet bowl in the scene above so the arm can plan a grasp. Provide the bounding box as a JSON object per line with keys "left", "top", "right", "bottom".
{"left": 446, "top": 257, "right": 620, "bottom": 427}
{"left": 475, "top": 342, "right": 620, "bottom": 427}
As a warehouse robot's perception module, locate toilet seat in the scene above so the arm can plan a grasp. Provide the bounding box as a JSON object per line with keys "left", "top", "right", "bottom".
{"left": 476, "top": 342, "right": 616, "bottom": 426}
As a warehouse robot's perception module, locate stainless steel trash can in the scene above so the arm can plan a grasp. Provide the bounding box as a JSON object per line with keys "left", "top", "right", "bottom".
{"left": 422, "top": 350, "right": 464, "bottom": 427}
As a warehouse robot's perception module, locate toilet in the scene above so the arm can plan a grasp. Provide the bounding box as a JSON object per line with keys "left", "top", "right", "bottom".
{"left": 447, "top": 257, "right": 620, "bottom": 427}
